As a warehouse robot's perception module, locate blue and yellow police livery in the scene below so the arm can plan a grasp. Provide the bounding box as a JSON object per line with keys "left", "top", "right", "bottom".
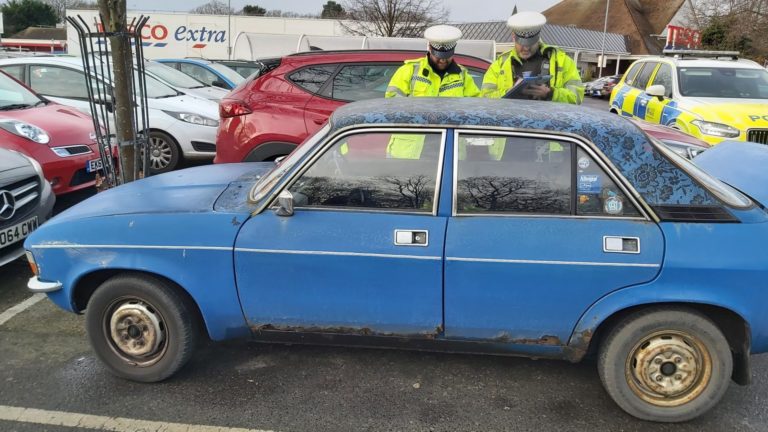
{"left": 609, "top": 53, "right": 768, "bottom": 145}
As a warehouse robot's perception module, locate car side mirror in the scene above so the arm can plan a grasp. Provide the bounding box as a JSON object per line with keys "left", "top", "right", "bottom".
{"left": 275, "top": 190, "right": 294, "bottom": 217}
{"left": 646, "top": 84, "right": 666, "bottom": 101}
{"left": 212, "top": 80, "right": 228, "bottom": 89}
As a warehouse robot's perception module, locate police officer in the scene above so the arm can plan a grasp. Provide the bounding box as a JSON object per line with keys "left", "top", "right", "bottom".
{"left": 481, "top": 11, "right": 584, "bottom": 104}
{"left": 385, "top": 25, "right": 480, "bottom": 98}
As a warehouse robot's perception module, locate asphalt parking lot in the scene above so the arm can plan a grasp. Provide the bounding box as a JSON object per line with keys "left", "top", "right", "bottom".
{"left": 4, "top": 97, "right": 768, "bottom": 432}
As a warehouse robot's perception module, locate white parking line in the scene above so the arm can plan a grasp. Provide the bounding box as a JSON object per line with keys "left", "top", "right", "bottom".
{"left": 0, "top": 405, "right": 277, "bottom": 432}
{"left": 0, "top": 293, "right": 45, "bottom": 326}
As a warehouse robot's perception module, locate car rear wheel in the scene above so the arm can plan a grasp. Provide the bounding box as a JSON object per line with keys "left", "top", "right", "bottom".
{"left": 85, "top": 274, "right": 200, "bottom": 382}
{"left": 148, "top": 131, "right": 180, "bottom": 174}
{"left": 598, "top": 307, "right": 732, "bottom": 422}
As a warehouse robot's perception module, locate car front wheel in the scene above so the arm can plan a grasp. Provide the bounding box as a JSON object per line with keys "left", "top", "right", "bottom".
{"left": 85, "top": 274, "right": 200, "bottom": 382}
{"left": 147, "top": 131, "right": 180, "bottom": 174}
{"left": 598, "top": 307, "right": 732, "bottom": 422}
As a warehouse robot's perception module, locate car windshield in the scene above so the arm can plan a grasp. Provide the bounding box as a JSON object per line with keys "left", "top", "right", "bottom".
{"left": 93, "top": 60, "right": 180, "bottom": 98}
{"left": 249, "top": 123, "right": 331, "bottom": 204}
{"left": 208, "top": 62, "right": 245, "bottom": 85}
{"left": 0, "top": 72, "right": 43, "bottom": 109}
{"left": 678, "top": 67, "right": 768, "bottom": 99}
{"left": 144, "top": 62, "right": 206, "bottom": 89}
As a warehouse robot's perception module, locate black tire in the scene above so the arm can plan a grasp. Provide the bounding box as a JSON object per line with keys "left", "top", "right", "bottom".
{"left": 148, "top": 130, "right": 181, "bottom": 174}
{"left": 85, "top": 274, "right": 200, "bottom": 382}
{"left": 598, "top": 307, "right": 732, "bottom": 422}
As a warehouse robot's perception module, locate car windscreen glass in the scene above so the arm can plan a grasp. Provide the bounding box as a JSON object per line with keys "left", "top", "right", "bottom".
{"left": 250, "top": 123, "right": 331, "bottom": 203}
{"left": 678, "top": 67, "right": 768, "bottom": 99}
{"left": 208, "top": 62, "right": 245, "bottom": 85}
{"left": 0, "top": 70, "right": 44, "bottom": 108}
{"left": 145, "top": 62, "right": 205, "bottom": 89}
{"left": 651, "top": 136, "right": 752, "bottom": 208}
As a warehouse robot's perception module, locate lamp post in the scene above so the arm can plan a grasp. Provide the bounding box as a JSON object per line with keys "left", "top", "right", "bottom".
{"left": 227, "top": 0, "right": 232, "bottom": 59}
{"left": 598, "top": 0, "right": 610, "bottom": 78}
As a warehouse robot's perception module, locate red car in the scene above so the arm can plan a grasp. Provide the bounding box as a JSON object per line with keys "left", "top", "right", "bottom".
{"left": 0, "top": 71, "right": 101, "bottom": 195}
{"left": 216, "top": 50, "right": 491, "bottom": 163}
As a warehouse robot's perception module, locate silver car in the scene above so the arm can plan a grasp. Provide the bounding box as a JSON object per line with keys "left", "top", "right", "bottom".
{"left": 0, "top": 149, "right": 55, "bottom": 266}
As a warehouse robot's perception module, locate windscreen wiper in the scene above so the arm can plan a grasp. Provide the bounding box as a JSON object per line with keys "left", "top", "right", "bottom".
{"left": 0, "top": 104, "right": 33, "bottom": 110}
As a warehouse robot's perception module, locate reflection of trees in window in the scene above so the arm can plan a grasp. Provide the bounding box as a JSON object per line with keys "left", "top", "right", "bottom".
{"left": 458, "top": 176, "right": 569, "bottom": 214}
{"left": 293, "top": 175, "right": 434, "bottom": 210}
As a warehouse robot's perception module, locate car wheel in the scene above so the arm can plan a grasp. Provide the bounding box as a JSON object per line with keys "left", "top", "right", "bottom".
{"left": 598, "top": 307, "right": 732, "bottom": 422}
{"left": 85, "top": 274, "right": 200, "bottom": 382}
{"left": 148, "top": 131, "right": 180, "bottom": 174}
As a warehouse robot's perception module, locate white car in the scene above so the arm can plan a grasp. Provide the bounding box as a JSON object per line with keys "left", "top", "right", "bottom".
{"left": 142, "top": 60, "right": 229, "bottom": 101}
{"left": 0, "top": 56, "right": 220, "bottom": 173}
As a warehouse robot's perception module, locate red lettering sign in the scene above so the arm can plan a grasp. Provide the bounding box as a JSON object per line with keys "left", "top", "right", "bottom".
{"left": 666, "top": 25, "right": 702, "bottom": 49}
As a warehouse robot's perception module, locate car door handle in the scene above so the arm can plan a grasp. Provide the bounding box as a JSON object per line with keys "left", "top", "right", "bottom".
{"left": 603, "top": 236, "right": 640, "bottom": 254}
{"left": 394, "top": 230, "right": 428, "bottom": 246}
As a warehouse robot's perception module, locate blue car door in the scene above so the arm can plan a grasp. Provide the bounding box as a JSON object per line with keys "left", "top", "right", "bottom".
{"left": 444, "top": 131, "right": 664, "bottom": 347}
{"left": 234, "top": 129, "right": 448, "bottom": 336}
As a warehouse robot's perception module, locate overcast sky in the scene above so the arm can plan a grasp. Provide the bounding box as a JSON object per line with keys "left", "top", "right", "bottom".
{"left": 125, "top": 0, "right": 563, "bottom": 23}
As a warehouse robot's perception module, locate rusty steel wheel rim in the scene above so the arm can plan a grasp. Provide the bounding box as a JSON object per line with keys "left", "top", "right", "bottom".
{"left": 625, "top": 330, "right": 713, "bottom": 407}
{"left": 104, "top": 297, "right": 168, "bottom": 367}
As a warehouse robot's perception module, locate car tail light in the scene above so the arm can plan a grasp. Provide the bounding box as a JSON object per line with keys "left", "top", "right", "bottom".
{"left": 220, "top": 99, "right": 252, "bottom": 118}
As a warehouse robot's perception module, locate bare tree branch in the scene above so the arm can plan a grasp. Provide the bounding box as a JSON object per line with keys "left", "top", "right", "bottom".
{"left": 340, "top": 0, "right": 448, "bottom": 37}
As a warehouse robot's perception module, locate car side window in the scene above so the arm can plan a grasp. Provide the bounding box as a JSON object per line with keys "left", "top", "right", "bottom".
{"left": 0, "top": 65, "right": 24, "bottom": 82}
{"left": 179, "top": 63, "right": 218, "bottom": 86}
{"left": 652, "top": 64, "right": 674, "bottom": 98}
{"left": 331, "top": 64, "right": 398, "bottom": 101}
{"left": 288, "top": 65, "right": 337, "bottom": 94}
{"left": 455, "top": 135, "right": 572, "bottom": 215}
{"left": 575, "top": 148, "right": 640, "bottom": 217}
{"left": 633, "top": 63, "right": 656, "bottom": 90}
{"left": 29, "top": 65, "right": 88, "bottom": 99}
{"left": 288, "top": 131, "right": 442, "bottom": 212}
{"left": 624, "top": 63, "right": 641, "bottom": 87}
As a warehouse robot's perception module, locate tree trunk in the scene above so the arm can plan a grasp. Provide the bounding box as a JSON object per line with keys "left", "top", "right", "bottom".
{"left": 98, "top": 0, "right": 137, "bottom": 182}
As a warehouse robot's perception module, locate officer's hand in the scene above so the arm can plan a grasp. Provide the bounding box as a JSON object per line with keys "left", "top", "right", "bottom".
{"left": 522, "top": 84, "right": 551, "bottom": 100}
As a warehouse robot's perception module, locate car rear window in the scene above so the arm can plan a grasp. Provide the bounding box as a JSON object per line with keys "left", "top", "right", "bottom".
{"left": 288, "top": 65, "right": 337, "bottom": 94}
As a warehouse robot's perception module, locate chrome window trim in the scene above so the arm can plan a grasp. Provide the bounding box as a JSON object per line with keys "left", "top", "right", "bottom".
{"left": 451, "top": 129, "right": 656, "bottom": 221}
{"left": 259, "top": 127, "right": 447, "bottom": 217}
{"left": 446, "top": 256, "right": 659, "bottom": 268}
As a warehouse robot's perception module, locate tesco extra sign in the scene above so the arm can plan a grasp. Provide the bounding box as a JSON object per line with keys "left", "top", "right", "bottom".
{"left": 96, "top": 19, "right": 226, "bottom": 48}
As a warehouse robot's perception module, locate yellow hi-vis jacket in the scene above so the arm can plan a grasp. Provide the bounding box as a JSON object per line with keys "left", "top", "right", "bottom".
{"left": 481, "top": 43, "right": 584, "bottom": 104}
{"left": 383, "top": 56, "right": 479, "bottom": 159}
{"left": 385, "top": 56, "right": 480, "bottom": 98}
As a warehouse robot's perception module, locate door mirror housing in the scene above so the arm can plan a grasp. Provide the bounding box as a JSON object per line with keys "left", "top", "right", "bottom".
{"left": 212, "top": 80, "right": 228, "bottom": 89}
{"left": 275, "top": 190, "right": 294, "bottom": 217}
{"left": 646, "top": 84, "right": 666, "bottom": 101}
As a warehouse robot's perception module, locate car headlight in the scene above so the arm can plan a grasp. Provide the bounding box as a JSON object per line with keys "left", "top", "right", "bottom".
{"left": 0, "top": 119, "right": 50, "bottom": 144}
{"left": 163, "top": 111, "right": 219, "bottom": 127}
{"left": 691, "top": 120, "right": 740, "bottom": 138}
{"left": 660, "top": 139, "right": 707, "bottom": 159}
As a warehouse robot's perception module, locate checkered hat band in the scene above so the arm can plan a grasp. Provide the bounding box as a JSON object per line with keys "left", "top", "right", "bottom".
{"left": 430, "top": 42, "right": 457, "bottom": 51}
{"left": 515, "top": 30, "right": 541, "bottom": 38}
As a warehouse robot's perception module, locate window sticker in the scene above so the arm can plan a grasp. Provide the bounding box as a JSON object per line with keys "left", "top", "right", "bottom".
{"left": 578, "top": 174, "right": 601, "bottom": 194}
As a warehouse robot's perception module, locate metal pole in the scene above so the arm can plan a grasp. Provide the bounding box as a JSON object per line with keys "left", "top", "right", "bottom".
{"left": 227, "top": 0, "right": 232, "bottom": 59}
{"left": 598, "top": 0, "right": 610, "bottom": 78}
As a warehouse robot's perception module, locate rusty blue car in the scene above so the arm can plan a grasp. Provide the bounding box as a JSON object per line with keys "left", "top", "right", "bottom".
{"left": 25, "top": 98, "right": 768, "bottom": 422}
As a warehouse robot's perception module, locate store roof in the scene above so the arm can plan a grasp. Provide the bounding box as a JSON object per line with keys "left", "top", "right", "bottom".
{"left": 456, "top": 22, "right": 630, "bottom": 55}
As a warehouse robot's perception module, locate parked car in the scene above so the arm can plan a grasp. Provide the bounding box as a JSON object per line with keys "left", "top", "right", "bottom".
{"left": 25, "top": 97, "right": 768, "bottom": 422}
{"left": 610, "top": 51, "right": 768, "bottom": 145}
{"left": 0, "top": 57, "right": 220, "bottom": 173}
{"left": 0, "top": 70, "right": 105, "bottom": 195}
{"left": 216, "top": 49, "right": 492, "bottom": 163}
{"left": 599, "top": 74, "right": 622, "bottom": 98}
{"left": 1, "top": 148, "right": 54, "bottom": 267}
{"left": 143, "top": 61, "right": 229, "bottom": 101}
{"left": 156, "top": 58, "right": 245, "bottom": 90}
{"left": 211, "top": 59, "right": 277, "bottom": 79}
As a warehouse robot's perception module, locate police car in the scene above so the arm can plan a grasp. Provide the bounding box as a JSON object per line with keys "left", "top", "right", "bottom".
{"left": 609, "top": 50, "right": 768, "bottom": 145}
